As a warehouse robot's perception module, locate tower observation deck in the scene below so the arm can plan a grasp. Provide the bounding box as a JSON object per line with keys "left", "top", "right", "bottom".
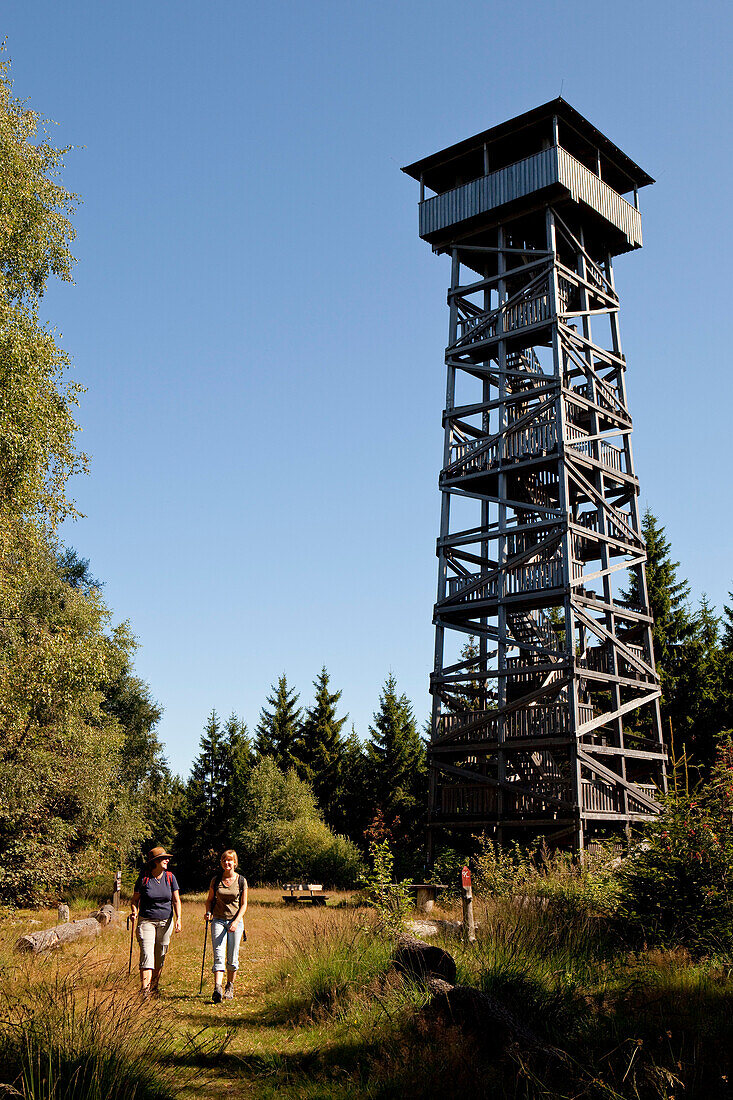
{"left": 403, "top": 100, "right": 667, "bottom": 855}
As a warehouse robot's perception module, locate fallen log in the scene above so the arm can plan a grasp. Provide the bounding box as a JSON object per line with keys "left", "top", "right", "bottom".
{"left": 406, "top": 918, "right": 475, "bottom": 938}
{"left": 16, "top": 917, "right": 100, "bottom": 954}
{"left": 15, "top": 904, "right": 122, "bottom": 954}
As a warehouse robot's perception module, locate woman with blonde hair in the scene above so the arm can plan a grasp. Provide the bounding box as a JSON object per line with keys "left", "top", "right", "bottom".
{"left": 204, "top": 849, "right": 247, "bottom": 1003}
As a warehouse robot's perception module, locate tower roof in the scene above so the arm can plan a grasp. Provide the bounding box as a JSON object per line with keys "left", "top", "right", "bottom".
{"left": 402, "top": 99, "right": 654, "bottom": 197}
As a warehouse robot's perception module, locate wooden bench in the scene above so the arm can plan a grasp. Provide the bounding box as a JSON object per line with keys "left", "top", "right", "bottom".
{"left": 282, "top": 884, "right": 330, "bottom": 906}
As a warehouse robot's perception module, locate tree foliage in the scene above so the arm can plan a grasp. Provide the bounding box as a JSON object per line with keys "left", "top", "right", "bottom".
{"left": 175, "top": 711, "right": 252, "bottom": 886}
{"left": 243, "top": 756, "right": 362, "bottom": 885}
{"left": 626, "top": 511, "right": 693, "bottom": 697}
{"left": 619, "top": 737, "right": 733, "bottom": 953}
{"left": 0, "top": 525, "right": 135, "bottom": 902}
{"left": 255, "top": 674, "right": 302, "bottom": 771}
{"left": 296, "top": 667, "right": 348, "bottom": 818}
{"left": 366, "top": 674, "right": 426, "bottom": 869}
{"left": 0, "top": 58, "right": 85, "bottom": 527}
{"left": 629, "top": 511, "right": 730, "bottom": 769}
{"left": 0, "top": 59, "right": 162, "bottom": 903}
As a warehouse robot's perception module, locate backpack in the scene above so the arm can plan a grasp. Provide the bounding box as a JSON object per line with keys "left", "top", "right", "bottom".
{"left": 142, "top": 870, "right": 174, "bottom": 889}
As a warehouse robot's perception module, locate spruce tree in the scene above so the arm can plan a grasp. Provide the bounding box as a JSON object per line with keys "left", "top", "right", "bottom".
{"left": 328, "top": 724, "right": 371, "bottom": 844}
{"left": 626, "top": 513, "right": 729, "bottom": 770}
{"left": 719, "top": 598, "right": 733, "bottom": 741}
{"left": 669, "top": 597, "right": 724, "bottom": 770}
{"left": 296, "top": 668, "right": 348, "bottom": 818}
{"left": 176, "top": 710, "right": 235, "bottom": 884}
{"left": 224, "top": 713, "right": 253, "bottom": 834}
{"left": 366, "top": 674, "right": 426, "bottom": 868}
{"left": 625, "top": 510, "right": 694, "bottom": 700}
{"left": 254, "top": 674, "right": 302, "bottom": 771}
{"left": 722, "top": 594, "right": 733, "bottom": 655}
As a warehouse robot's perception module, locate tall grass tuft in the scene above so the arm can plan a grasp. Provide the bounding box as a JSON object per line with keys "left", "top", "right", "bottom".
{"left": 0, "top": 965, "right": 177, "bottom": 1100}
{"left": 267, "top": 911, "right": 395, "bottom": 1023}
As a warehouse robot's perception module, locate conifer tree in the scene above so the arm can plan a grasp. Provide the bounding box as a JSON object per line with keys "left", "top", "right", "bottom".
{"left": 626, "top": 513, "right": 729, "bottom": 770}
{"left": 722, "top": 593, "right": 733, "bottom": 655}
{"left": 175, "top": 710, "right": 250, "bottom": 884}
{"left": 669, "top": 597, "right": 725, "bottom": 770}
{"left": 719, "top": 597, "right": 733, "bottom": 740}
{"left": 366, "top": 674, "right": 426, "bottom": 868}
{"left": 625, "top": 510, "right": 694, "bottom": 700}
{"left": 296, "top": 668, "right": 348, "bottom": 816}
{"left": 322, "top": 724, "right": 370, "bottom": 843}
{"left": 224, "top": 712, "right": 253, "bottom": 831}
{"left": 254, "top": 674, "right": 302, "bottom": 771}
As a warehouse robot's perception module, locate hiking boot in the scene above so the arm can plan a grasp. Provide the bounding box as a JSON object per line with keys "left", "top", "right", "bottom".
{"left": 212, "top": 987, "right": 223, "bottom": 1004}
{"left": 223, "top": 982, "right": 234, "bottom": 1000}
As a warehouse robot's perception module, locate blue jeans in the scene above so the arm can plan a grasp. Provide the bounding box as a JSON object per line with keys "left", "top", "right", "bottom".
{"left": 210, "top": 918, "right": 244, "bottom": 973}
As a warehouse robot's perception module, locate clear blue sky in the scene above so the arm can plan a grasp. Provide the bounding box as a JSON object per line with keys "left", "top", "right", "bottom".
{"left": 4, "top": 1, "right": 731, "bottom": 776}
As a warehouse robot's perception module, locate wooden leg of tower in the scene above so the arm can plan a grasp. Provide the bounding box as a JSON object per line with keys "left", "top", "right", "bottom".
{"left": 496, "top": 226, "right": 508, "bottom": 838}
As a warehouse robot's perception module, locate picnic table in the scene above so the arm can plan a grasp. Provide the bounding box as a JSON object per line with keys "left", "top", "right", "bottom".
{"left": 282, "top": 883, "right": 330, "bottom": 907}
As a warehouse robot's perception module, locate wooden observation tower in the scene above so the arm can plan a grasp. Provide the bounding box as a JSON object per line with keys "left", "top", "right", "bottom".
{"left": 403, "top": 100, "right": 667, "bottom": 856}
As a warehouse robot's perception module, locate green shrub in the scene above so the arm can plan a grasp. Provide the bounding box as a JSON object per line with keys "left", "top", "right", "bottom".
{"left": 360, "top": 837, "right": 411, "bottom": 935}
{"left": 260, "top": 818, "right": 364, "bottom": 886}
{"left": 427, "top": 846, "right": 471, "bottom": 895}
{"left": 236, "top": 757, "right": 364, "bottom": 885}
{"left": 472, "top": 836, "right": 621, "bottom": 918}
{"left": 618, "top": 740, "right": 733, "bottom": 953}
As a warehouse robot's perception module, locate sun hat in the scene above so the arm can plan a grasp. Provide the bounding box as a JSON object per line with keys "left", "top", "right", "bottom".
{"left": 146, "top": 846, "right": 173, "bottom": 865}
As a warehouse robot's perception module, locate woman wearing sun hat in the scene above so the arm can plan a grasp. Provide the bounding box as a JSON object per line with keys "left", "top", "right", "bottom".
{"left": 130, "top": 846, "right": 182, "bottom": 997}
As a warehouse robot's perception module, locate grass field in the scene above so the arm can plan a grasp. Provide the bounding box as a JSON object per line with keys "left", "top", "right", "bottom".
{"left": 0, "top": 889, "right": 368, "bottom": 1097}
{"left": 1, "top": 890, "right": 733, "bottom": 1098}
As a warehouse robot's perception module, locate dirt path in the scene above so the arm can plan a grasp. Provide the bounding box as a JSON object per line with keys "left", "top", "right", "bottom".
{"left": 1, "top": 888, "right": 383, "bottom": 1095}
{"left": 1, "top": 891, "right": 356, "bottom": 1098}
{"left": 164, "top": 898, "right": 316, "bottom": 1098}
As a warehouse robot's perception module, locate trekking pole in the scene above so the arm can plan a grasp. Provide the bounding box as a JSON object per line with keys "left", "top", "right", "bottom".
{"left": 127, "top": 911, "right": 137, "bottom": 977}
{"left": 199, "top": 915, "right": 209, "bottom": 994}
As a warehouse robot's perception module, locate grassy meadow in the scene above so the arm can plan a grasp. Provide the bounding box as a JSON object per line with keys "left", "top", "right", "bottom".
{"left": 1, "top": 888, "right": 732, "bottom": 1099}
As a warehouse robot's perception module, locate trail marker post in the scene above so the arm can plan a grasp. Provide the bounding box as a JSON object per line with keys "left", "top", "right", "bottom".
{"left": 461, "top": 866, "right": 475, "bottom": 943}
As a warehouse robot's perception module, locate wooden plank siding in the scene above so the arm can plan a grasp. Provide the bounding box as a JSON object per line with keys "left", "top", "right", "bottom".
{"left": 557, "top": 148, "right": 642, "bottom": 248}
{"left": 419, "top": 146, "right": 642, "bottom": 250}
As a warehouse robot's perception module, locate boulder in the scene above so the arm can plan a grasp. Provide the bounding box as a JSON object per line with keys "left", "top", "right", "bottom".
{"left": 425, "top": 979, "right": 548, "bottom": 1054}
{"left": 392, "top": 933, "right": 457, "bottom": 985}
